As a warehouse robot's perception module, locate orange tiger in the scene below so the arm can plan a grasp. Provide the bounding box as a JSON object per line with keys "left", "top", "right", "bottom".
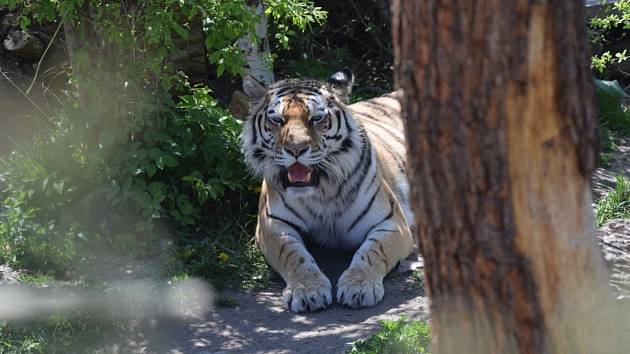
{"left": 240, "top": 70, "right": 413, "bottom": 312}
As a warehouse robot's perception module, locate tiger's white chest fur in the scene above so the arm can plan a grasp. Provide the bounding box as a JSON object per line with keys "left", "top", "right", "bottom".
{"left": 268, "top": 149, "right": 384, "bottom": 250}
{"left": 264, "top": 98, "right": 413, "bottom": 250}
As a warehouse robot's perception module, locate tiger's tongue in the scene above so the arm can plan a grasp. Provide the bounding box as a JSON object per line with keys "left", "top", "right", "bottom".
{"left": 287, "top": 163, "right": 311, "bottom": 183}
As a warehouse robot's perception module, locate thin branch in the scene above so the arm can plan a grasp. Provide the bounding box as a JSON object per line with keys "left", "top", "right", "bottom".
{"left": 347, "top": 0, "right": 391, "bottom": 56}
{"left": 26, "top": 18, "right": 64, "bottom": 95}
{"left": 0, "top": 67, "right": 54, "bottom": 127}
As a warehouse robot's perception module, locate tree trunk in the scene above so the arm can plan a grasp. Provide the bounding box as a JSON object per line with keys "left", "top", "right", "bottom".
{"left": 393, "top": 1, "right": 617, "bottom": 353}
{"left": 63, "top": 17, "right": 88, "bottom": 110}
{"left": 237, "top": 0, "right": 274, "bottom": 86}
{"left": 229, "top": 0, "right": 274, "bottom": 119}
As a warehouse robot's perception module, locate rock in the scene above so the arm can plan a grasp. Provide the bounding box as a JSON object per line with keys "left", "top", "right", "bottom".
{"left": 3, "top": 29, "right": 45, "bottom": 61}
{"left": 597, "top": 219, "right": 630, "bottom": 300}
{"left": 0, "top": 264, "right": 21, "bottom": 285}
{"left": 228, "top": 90, "right": 250, "bottom": 120}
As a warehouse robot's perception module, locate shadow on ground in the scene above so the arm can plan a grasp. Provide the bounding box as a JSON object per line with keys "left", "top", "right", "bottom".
{"left": 146, "top": 247, "right": 427, "bottom": 354}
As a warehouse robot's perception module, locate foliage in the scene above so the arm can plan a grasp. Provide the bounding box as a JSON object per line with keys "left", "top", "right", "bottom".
{"left": 0, "top": 87, "right": 265, "bottom": 287}
{"left": 265, "top": 0, "right": 326, "bottom": 48}
{"left": 411, "top": 269, "right": 424, "bottom": 290}
{"left": 594, "top": 82, "right": 630, "bottom": 166}
{"left": 596, "top": 88, "right": 630, "bottom": 134}
{"left": 164, "top": 216, "right": 271, "bottom": 290}
{"left": 0, "top": 0, "right": 329, "bottom": 286}
{"left": 349, "top": 318, "right": 431, "bottom": 354}
{"left": 103, "top": 87, "right": 250, "bottom": 233}
{"left": 0, "top": 126, "right": 99, "bottom": 275}
{"left": 0, "top": 312, "right": 121, "bottom": 354}
{"left": 596, "top": 176, "right": 630, "bottom": 226}
{"left": 590, "top": 0, "right": 630, "bottom": 75}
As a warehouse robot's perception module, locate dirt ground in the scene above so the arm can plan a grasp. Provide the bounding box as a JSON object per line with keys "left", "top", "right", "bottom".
{"left": 143, "top": 249, "right": 427, "bottom": 354}
{"left": 2, "top": 137, "right": 628, "bottom": 354}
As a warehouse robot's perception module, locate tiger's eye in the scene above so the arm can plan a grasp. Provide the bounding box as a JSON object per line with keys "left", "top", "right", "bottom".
{"left": 268, "top": 116, "right": 284, "bottom": 125}
{"left": 311, "top": 114, "right": 328, "bottom": 124}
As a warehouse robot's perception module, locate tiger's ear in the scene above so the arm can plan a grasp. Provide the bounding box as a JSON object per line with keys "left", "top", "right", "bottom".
{"left": 327, "top": 69, "right": 354, "bottom": 102}
{"left": 243, "top": 74, "right": 267, "bottom": 103}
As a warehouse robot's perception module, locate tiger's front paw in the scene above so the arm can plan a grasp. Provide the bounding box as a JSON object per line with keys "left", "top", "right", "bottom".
{"left": 282, "top": 273, "right": 332, "bottom": 312}
{"left": 337, "top": 267, "right": 385, "bottom": 308}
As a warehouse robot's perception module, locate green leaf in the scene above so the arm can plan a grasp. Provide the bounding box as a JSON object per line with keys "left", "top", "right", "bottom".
{"left": 172, "top": 23, "right": 189, "bottom": 40}
{"left": 175, "top": 194, "right": 193, "bottom": 215}
{"left": 148, "top": 182, "right": 166, "bottom": 203}
{"left": 162, "top": 154, "right": 178, "bottom": 168}
{"left": 146, "top": 164, "right": 157, "bottom": 177}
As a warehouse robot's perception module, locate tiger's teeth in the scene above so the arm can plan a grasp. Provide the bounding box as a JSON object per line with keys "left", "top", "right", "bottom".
{"left": 288, "top": 172, "right": 311, "bottom": 184}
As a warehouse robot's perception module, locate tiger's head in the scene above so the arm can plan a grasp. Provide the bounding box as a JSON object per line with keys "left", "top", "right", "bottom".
{"left": 241, "top": 70, "right": 362, "bottom": 196}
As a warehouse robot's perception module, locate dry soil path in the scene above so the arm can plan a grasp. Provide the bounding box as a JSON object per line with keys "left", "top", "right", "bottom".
{"left": 3, "top": 140, "right": 629, "bottom": 354}
{"left": 147, "top": 248, "right": 427, "bottom": 354}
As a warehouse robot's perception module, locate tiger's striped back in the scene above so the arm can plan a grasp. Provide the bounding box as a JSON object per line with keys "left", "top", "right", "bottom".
{"left": 349, "top": 93, "right": 412, "bottom": 226}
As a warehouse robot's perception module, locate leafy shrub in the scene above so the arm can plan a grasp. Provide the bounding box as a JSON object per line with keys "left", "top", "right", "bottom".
{"left": 594, "top": 81, "right": 630, "bottom": 166}
{"left": 0, "top": 121, "right": 104, "bottom": 275}
{"left": 0, "top": 312, "right": 121, "bottom": 354}
{"left": 349, "top": 318, "right": 431, "bottom": 354}
{"left": 0, "top": 87, "right": 266, "bottom": 287}
{"left": 103, "top": 87, "right": 252, "bottom": 233}
{"left": 0, "top": 0, "right": 334, "bottom": 292}
{"left": 596, "top": 176, "right": 630, "bottom": 226}
{"left": 590, "top": 0, "right": 630, "bottom": 75}
{"left": 596, "top": 83, "right": 630, "bottom": 134}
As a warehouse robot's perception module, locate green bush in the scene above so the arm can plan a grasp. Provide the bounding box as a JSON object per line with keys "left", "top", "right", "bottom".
{"left": 0, "top": 122, "right": 101, "bottom": 275}
{"left": 596, "top": 89, "right": 630, "bottom": 135}
{"left": 0, "top": 0, "right": 329, "bottom": 287}
{"left": 349, "top": 318, "right": 431, "bottom": 354}
{"left": 596, "top": 176, "right": 630, "bottom": 226}
{"left": 593, "top": 79, "right": 630, "bottom": 166}
{"left": 589, "top": 0, "right": 630, "bottom": 75}
{"left": 0, "top": 312, "right": 121, "bottom": 354}
{"left": 0, "top": 87, "right": 267, "bottom": 287}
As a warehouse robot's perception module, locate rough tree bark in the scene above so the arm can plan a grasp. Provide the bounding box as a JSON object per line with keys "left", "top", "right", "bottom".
{"left": 393, "top": 1, "right": 617, "bottom": 353}
{"left": 237, "top": 0, "right": 274, "bottom": 85}
{"left": 63, "top": 16, "right": 88, "bottom": 110}
{"left": 229, "top": 0, "right": 274, "bottom": 119}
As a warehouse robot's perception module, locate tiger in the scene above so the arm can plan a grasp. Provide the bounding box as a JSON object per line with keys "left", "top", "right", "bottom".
{"left": 240, "top": 69, "right": 414, "bottom": 312}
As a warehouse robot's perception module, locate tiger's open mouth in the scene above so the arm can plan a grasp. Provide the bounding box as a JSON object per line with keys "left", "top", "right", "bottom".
{"left": 282, "top": 163, "right": 320, "bottom": 188}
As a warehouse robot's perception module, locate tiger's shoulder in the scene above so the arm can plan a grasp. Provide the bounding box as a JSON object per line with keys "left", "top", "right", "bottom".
{"left": 348, "top": 91, "right": 412, "bottom": 226}
{"left": 349, "top": 91, "right": 403, "bottom": 132}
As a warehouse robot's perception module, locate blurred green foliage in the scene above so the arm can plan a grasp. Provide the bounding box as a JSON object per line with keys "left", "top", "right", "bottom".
{"left": 0, "top": 0, "right": 326, "bottom": 285}
{"left": 349, "top": 318, "right": 431, "bottom": 354}
{"left": 596, "top": 175, "right": 630, "bottom": 226}
{"left": 0, "top": 87, "right": 262, "bottom": 284}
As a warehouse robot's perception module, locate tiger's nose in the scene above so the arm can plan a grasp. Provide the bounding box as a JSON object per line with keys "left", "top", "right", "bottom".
{"left": 284, "top": 143, "right": 309, "bottom": 157}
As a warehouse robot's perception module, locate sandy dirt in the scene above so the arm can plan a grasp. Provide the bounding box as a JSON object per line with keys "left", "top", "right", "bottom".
{"left": 3, "top": 139, "right": 628, "bottom": 354}
{"left": 145, "top": 248, "right": 427, "bottom": 354}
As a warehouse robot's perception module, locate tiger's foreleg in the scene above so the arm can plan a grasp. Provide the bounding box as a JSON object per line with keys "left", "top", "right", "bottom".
{"left": 257, "top": 220, "right": 333, "bottom": 312}
{"left": 336, "top": 203, "right": 413, "bottom": 308}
